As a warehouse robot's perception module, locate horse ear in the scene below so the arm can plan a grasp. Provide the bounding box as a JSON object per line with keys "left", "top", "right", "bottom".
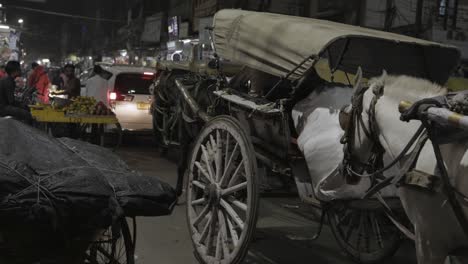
{"left": 381, "top": 70, "right": 388, "bottom": 79}
{"left": 352, "top": 67, "right": 363, "bottom": 94}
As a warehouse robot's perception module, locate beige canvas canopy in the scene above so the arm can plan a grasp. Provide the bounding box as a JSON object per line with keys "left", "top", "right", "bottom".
{"left": 213, "top": 9, "right": 460, "bottom": 84}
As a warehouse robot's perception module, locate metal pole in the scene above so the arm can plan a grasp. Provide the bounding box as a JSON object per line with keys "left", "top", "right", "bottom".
{"left": 443, "top": 0, "right": 449, "bottom": 30}
{"left": 384, "top": 0, "right": 393, "bottom": 31}
{"left": 452, "top": 0, "right": 459, "bottom": 30}
{"left": 415, "top": 0, "right": 424, "bottom": 35}
{"left": 174, "top": 79, "right": 210, "bottom": 122}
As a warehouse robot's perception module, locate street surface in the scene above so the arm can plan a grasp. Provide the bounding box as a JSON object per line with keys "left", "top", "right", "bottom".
{"left": 117, "top": 135, "right": 417, "bottom": 264}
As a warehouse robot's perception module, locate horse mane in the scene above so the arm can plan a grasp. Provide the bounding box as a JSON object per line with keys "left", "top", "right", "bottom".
{"left": 369, "top": 74, "right": 448, "bottom": 103}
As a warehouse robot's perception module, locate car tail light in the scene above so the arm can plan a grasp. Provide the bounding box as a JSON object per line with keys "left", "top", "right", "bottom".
{"left": 143, "top": 72, "right": 155, "bottom": 76}
{"left": 109, "top": 92, "right": 117, "bottom": 100}
{"left": 109, "top": 91, "right": 125, "bottom": 101}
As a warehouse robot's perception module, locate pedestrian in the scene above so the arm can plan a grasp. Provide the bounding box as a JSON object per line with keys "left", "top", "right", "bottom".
{"left": 28, "top": 64, "right": 51, "bottom": 104}
{"left": 85, "top": 65, "right": 109, "bottom": 105}
{"left": 26, "top": 62, "right": 39, "bottom": 84}
{"left": 52, "top": 64, "right": 80, "bottom": 99}
{"left": 0, "top": 60, "right": 33, "bottom": 123}
{"left": 0, "top": 65, "right": 7, "bottom": 79}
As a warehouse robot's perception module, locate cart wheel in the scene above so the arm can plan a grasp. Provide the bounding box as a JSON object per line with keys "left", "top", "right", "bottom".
{"left": 187, "top": 116, "right": 259, "bottom": 264}
{"left": 328, "top": 201, "right": 401, "bottom": 264}
{"left": 86, "top": 218, "right": 135, "bottom": 264}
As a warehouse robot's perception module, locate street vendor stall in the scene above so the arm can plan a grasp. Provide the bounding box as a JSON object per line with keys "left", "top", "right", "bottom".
{"left": 30, "top": 96, "right": 122, "bottom": 147}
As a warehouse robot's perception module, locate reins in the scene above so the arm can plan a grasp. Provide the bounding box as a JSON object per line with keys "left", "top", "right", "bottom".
{"left": 343, "top": 81, "right": 468, "bottom": 241}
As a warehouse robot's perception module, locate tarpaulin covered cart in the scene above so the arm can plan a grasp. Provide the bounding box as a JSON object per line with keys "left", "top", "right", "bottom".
{"left": 0, "top": 118, "right": 176, "bottom": 264}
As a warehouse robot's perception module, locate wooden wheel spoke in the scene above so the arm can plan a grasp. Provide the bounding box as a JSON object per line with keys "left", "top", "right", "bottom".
{"left": 191, "top": 198, "right": 206, "bottom": 206}
{"left": 206, "top": 138, "right": 214, "bottom": 157}
{"left": 201, "top": 145, "right": 215, "bottom": 182}
{"left": 364, "top": 213, "right": 372, "bottom": 253}
{"left": 210, "top": 134, "right": 217, "bottom": 156}
{"left": 199, "top": 212, "right": 213, "bottom": 243}
{"left": 337, "top": 210, "right": 352, "bottom": 227}
{"left": 345, "top": 212, "right": 359, "bottom": 242}
{"left": 220, "top": 199, "right": 244, "bottom": 230}
{"left": 192, "top": 180, "right": 206, "bottom": 190}
{"left": 227, "top": 197, "right": 248, "bottom": 211}
{"left": 194, "top": 162, "right": 213, "bottom": 183}
{"left": 356, "top": 212, "right": 365, "bottom": 251}
{"left": 227, "top": 218, "right": 239, "bottom": 248}
{"left": 205, "top": 221, "right": 214, "bottom": 254}
{"left": 221, "top": 143, "right": 239, "bottom": 185}
{"left": 370, "top": 212, "right": 384, "bottom": 249}
{"left": 222, "top": 182, "right": 247, "bottom": 197}
{"left": 227, "top": 159, "right": 245, "bottom": 188}
{"left": 215, "top": 228, "right": 223, "bottom": 260}
{"left": 223, "top": 131, "right": 231, "bottom": 175}
{"left": 214, "top": 131, "right": 223, "bottom": 183}
{"left": 218, "top": 210, "right": 231, "bottom": 259}
{"left": 206, "top": 207, "right": 219, "bottom": 256}
{"left": 194, "top": 204, "right": 211, "bottom": 226}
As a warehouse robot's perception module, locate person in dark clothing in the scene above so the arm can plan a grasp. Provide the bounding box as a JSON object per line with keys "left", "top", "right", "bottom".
{"left": 0, "top": 61, "right": 33, "bottom": 123}
{"left": 51, "top": 64, "right": 80, "bottom": 98}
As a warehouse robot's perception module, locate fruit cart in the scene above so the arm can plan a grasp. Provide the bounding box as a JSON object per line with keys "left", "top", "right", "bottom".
{"left": 30, "top": 103, "right": 122, "bottom": 147}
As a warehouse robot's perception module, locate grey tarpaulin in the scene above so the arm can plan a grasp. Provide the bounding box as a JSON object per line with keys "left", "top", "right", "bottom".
{"left": 213, "top": 9, "right": 460, "bottom": 84}
{"left": 0, "top": 118, "right": 176, "bottom": 227}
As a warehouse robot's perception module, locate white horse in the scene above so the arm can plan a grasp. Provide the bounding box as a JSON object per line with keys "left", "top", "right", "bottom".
{"left": 348, "top": 73, "right": 468, "bottom": 264}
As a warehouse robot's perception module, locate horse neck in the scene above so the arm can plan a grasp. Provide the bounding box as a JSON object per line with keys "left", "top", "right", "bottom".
{"left": 369, "top": 90, "right": 422, "bottom": 160}
{"left": 367, "top": 75, "right": 447, "bottom": 160}
{"left": 371, "top": 83, "right": 468, "bottom": 190}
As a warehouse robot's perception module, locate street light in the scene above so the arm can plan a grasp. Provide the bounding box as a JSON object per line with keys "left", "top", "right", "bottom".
{"left": 18, "top": 18, "right": 23, "bottom": 28}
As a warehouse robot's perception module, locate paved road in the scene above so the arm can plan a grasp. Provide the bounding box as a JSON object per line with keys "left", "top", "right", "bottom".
{"left": 116, "top": 136, "right": 417, "bottom": 264}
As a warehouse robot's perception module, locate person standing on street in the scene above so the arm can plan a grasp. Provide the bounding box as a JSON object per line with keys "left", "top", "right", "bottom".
{"left": 28, "top": 64, "right": 51, "bottom": 104}
{"left": 0, "top": 60, "right": 32, "bottom": 123}
{"left": 52, "top": 64, "right": 80, "bottom": 99}
{"left": 0, "top": 65, "right": 7, "bottom": 79}
{"left": 85, "top": 65, "right": 109, "bottom": 105}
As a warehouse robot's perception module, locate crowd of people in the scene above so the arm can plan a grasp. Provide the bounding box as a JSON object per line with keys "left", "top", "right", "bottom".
{"left": 0, "top": 60, "right": 82, "bottom": 123}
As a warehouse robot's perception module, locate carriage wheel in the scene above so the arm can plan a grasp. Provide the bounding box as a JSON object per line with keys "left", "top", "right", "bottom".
{"left": 86, "top": 218, "right": 135, "bottom": 264}
{"left": 187, "top": 116, "right": 259, "bottom": 264}
{"left": 328, "top": 201, "right": 401, "bottom": 264}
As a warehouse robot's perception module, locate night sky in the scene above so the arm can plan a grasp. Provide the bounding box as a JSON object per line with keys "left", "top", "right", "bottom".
{"left": 3, "top": 0, "right": 128, "bottom": 63}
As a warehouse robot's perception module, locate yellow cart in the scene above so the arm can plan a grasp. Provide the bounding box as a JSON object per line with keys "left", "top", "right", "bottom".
{"left": 30, "top": 105, "right": 122, "bottom": 147}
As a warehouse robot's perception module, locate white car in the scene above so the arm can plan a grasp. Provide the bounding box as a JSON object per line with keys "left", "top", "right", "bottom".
{"left": 82, "top": 65, "right": 157, "bottom": 131}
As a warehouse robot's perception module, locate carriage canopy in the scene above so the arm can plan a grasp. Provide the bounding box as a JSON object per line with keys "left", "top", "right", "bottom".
{"left": 213, "top": 9, "right": 460, "bottom": 85}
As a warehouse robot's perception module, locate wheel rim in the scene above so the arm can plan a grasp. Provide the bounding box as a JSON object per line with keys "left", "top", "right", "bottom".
{"left": 187, "top": 118, "right": 258, "bottom": 264}
{"left": 86, "top": 223, "right": 132, "bottom": 264}
{"left": 328, "top": 202, "right": 400, "bottom": 263}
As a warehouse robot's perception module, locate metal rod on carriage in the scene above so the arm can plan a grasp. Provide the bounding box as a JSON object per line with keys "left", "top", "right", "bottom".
{"left": 399, "top": 100, "right": 468, "bottom": 131}
{"left": 174, "top": 79, "right": 211, "bottom": 122}
{"left": 265, "top": 54, "right": 318, "bottom": 100}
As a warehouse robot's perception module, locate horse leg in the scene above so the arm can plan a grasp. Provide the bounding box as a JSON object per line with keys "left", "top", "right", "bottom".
{"left": 175, "top": 117, "right": 191, "bottom": 197}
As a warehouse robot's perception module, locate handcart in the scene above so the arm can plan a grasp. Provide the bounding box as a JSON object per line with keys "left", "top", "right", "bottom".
{"left": 29, "top": 104, "right": 122, "bottom": 147}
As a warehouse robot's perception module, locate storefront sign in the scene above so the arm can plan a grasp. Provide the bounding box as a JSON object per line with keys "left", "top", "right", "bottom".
{"left": 168, "top": 16, "right": 179, "bottom": 40}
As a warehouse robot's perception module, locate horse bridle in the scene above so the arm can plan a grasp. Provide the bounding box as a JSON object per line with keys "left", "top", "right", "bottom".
{"left": 340, "top": 83, "right": 387, "bottom": 184}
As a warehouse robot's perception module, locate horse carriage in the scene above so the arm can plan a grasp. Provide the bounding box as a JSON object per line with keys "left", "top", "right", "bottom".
{"left": 152, "top": 10, "right": 462, "bottom": 264}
